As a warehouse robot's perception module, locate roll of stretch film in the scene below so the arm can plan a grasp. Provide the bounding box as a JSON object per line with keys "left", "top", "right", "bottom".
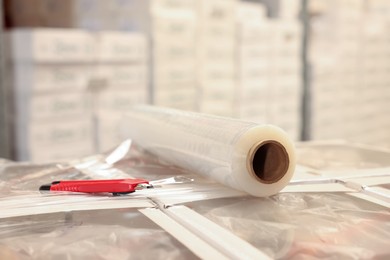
{"left": 122, "top": 106, "right": 296, "bottom": 197}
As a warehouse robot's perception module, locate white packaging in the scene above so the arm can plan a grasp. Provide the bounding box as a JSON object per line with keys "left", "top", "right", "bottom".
{"left": 30, "top": 140, "right": 94, "bottom": 163}
{"left": 153, "top": 88, "right": 197, "bottom": 109}
{"left": 95, "top": 64, "right": 148, "bottom": 88}
{"left": 152, "top": 13, "right": 196, "bottom": 41}
{"left": 9, "top": 64, "right": 91, "bottom": 94}
{"left": 121, "top": 106, "right": 296, "bottom": 197}
{"left": 151, "top": 0, "right": 197, "bottom": 14}
{"left": 15, "top": 118, "right": 93, "bottom": 161}
{"left": 28, "top": 118, "right": 92, "bottom": 147}
{"left": 96, "top": 112, "right": 124, "bottom": 152}
{"left": 153, "top": 60, "right": 195, "bottom": 85}
{"left": 15, "top": 93, "right": 89, "bottom": 122}
{"left": 95, "top": 32, "right": 148, "bottom": 63}
{"left": 199, "top": 100, "right": 235, "bottom": 117}
{"left": 153, "top": 39, "right": 195, "bottom": 62}
{"left": 6, "top": 29, "right": 95, "bottom": 63}
{"left": 96, "top": 89, "right": 148, "bottom": 113}
{"left": 279, "top": 0, "right": 301, "bottom": 19}
{"left": 197, "top": 0, "right": 237, "bottom": 28}
{"left": 237, "top": 1, "right": 267, "bottom": 22}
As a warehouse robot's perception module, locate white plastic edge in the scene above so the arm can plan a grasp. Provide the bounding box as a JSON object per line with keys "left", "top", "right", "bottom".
{"left": 0, "top": 194, "right": 153, "bottom": 219}
{"left": 139, "top": 208, "right": 228, "bottom": 260}
{"left": 164, "top": 205, "right": 272, "bottom": 260}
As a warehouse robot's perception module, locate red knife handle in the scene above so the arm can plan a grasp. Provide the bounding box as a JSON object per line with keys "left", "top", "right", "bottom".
{"left": 39, "top": 178, "right": 149, "bottom": 194}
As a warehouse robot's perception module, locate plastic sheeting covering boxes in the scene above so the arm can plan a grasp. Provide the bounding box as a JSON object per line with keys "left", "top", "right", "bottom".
{"left": 197, "top": 0, "right": 237, "bottom": 117}
{"left": 235, "top": 2, "right": 302, "bottom": 141}
{"left": 5, "top": 29, "right": 150, "bottom": 161}
{"left": 309, "top": 0, "right": 390, "bottom": 148}
{"left": 5, "top": 29, "right": 94, "bottom": 162}
{"left": 0, "top": 140, "right": 389, "bottom": 259}
{"left": 106, "top": 0, "right": 198, "bottom": 111}
{"left": 92, "top": 31, "right": 149, "bottom": 152}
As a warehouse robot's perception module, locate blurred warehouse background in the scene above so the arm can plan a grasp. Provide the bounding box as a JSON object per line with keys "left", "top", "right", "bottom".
{"left": 0, "top": 0, "right": 389, "bottom": 162}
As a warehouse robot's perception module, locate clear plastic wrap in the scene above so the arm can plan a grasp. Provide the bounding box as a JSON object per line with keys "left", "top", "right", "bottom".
{"left": 296, "top": 141, "right": 390, "bottom": 171}
{"left": 186, "top": 193, "right": 390, "bottom": 259}
{"left": 0, "top": 209, "right": 198, "bottom": 260}
{"left": 0, "top": 140, "right": 244, "bottom": 218}
{"left": 1, "top": 136, "right": 389, "bottom": 259}
{"left": 121, "top": 106, "right": 296, "bottom": 197}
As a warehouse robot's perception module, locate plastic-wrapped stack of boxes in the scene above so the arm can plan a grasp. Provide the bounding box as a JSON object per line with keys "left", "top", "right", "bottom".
{"left": 310, "top": 0, "right": 362, "bottom": 142}
{"left": 197, "top": 0, "right": 237, "bottom": 117}
{"left": 235, "top": 2, "right": 270, "bottom": 124}
{"left": 151, "top": 0, "right": 198, "bottom": 110}
{"left": 267, "top": 21, "right": 302, "bottom": 140}
{"left": 94, "top": 32, "right": 148, "bottom": 152}
{"left": 356, "top": 6, "right": 390, "bottom": 146}
{"left": 107, "top": 0, "right": 198, "bottom": 111}
{"left": 235, "top": 1, "right": 302, "bottom": 141}
{"left": 6, "top": 29, "right": 95, "bottom": 162}
{"left": 310, "top": 0, "right": 390, "bottom": 147}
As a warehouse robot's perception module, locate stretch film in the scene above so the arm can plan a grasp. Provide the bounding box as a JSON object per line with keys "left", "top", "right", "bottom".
{"left": 121, "top": 106, "right": 296, "bottom": 197}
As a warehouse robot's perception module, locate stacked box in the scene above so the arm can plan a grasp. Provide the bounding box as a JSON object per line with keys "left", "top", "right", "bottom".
{"left": 235, "top": 2, "right": 269, "bottom": 123}
{"left": 309, "top": 0, "right": 390, "bottom": 148}
{"left": 6, "top": 29, "right": 95, "bottom": 162}
{"left": 235, "top": 2, "right": 302, "bottom": 140}
{"left": 267, "top": 20, "right": 302, "bottom": 140}
{"left": 100, "top": 0, "right": 198, "bottom": 111}
{"left": 196, "top": 0, "right": 237, "bottom": 117}
{"left": 355, "top": 14, "right": 390, "bottom": 147}
{"left": 93, "top": 32, "right": 149, "bottom": 152}
{"left": 151, "top": 1, "right": 198, "bottom": 110}
{"left": 279, "top": 0, "right": 301, "bottom": 19}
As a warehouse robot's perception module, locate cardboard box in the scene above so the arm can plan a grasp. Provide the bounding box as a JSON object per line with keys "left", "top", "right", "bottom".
{"left": 9, "top": 64, "right": 91, "bottom": 94}
{"left": 237, "top": 1, "right": 267, "bottom": 22}
{"left": 15, "top": 93, "right": 89, "bottom": 123}
{"left": 96, "top": 64, "right": 148, "bottom": 89}
{"left": 29, "top": 140, "right": 94, "bottom": 163}
{"left": 199, "top": 100, "right": 235, "bottom": 117}
{"left": 15, "top": 118, "right": 93, "bottom": 161}
{"left": 96, "top": 89, "right": 148, "bottom": 113}
{"left": 6, "top": 29, "right": 95, "bottom": 63}
{"left": 153, "top": 61, "right": 196, "bottom": 85}
{"left": 153, "top": 88, "right": 197, "bottom": 109}
{"left": 95, "top": 32, "right": 148, "bottom": 63}
{"left": 95, "top": 111, "right": 123, "bottom": 152}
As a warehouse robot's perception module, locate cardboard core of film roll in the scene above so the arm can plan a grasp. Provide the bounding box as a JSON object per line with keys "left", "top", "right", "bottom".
{"left": 247, "top": 140, "right": 290, "bottom": 184}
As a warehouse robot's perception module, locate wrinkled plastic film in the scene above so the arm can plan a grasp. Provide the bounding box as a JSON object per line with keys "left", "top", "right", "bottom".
{"left": 0, "top": 209, "right": 198, "bottom": 260}
{"left": 186, "top": 193, "right": 390, "bottom": 259}
{"left": 121, "top": 106, "right": 296, "bottom": 197}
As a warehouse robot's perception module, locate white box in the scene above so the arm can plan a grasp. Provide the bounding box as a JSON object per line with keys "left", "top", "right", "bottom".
{"left": 153, "top": 39, "right": 195, "bottom": 62}
{"left": 153, "top": 88, "right": 197, "bottom": 109}
{"left": 152, "top": 14, "right": 196, "bottom": 41}
{"left": 96, "top": 32, "right": 148, "bottom": 62}
{"left": 199, "top": 100, "right": 235, "bottom": 117}
{"left": 197, "top": 0, "right": 237, "bottom": 27}
{"left": 151, "top": 0, "right": 197, "bottom": 13}
{"left": 6, "top": 29, "right": 95, "bottom": 63}
{"left": 153, "top": 61, "right": 196, "bottom": 84}
{"left": 96, "top": 89, "right": 148, "bottom": 113}
{"left": 15, "top": 118, "right": 93, "bottom": 161}
{"left": 9, "top": 64, "right": 91, "bottom": 94}
{"left": 96, "top": 64, "right": 148, "bottom": 88}
{"left": 237, "top": 1, "right": 267, "bottom": 22}
{"left": 96, "top": 111, "right": 123, "bottom": 152}
{"left": 28, "top": 119, "right": 92, "bottom": 147}
{"left": 15, "top": 93, "right": 89, "bottom": 122}
{"left": 30, "top": 140, "right": 94, "bottom": 163}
